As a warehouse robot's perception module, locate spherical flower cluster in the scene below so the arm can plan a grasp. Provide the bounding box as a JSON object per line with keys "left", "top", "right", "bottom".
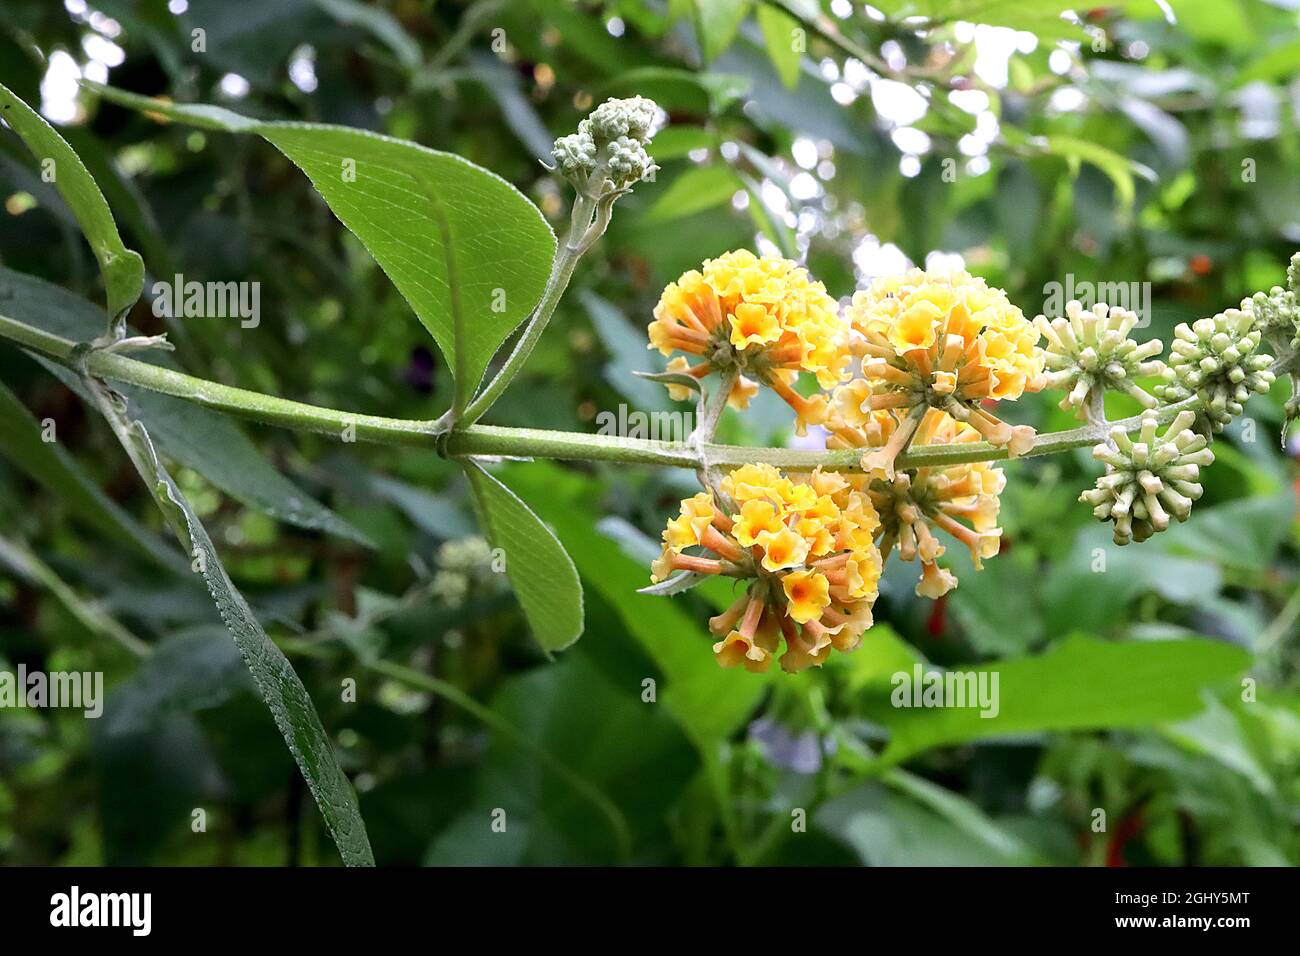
{"left": 635, "top": 249, "right": 1300, "bottom": 673}
{"left": 648, "top": 250, "right": 850, "bottom": 427}
{"left": 648, "top": 409, "right": 1011, "bottom": 670}
{"left": 650, "top": 464, "right": 882, "bottom": 673}
{"left": 1034, "top": 301, "right": 1165, "bottom": 418}
{"left": 1154, "top": 305, "right": 1275, "bottom": 431}
{"left": 1080, "top": 411, "right": 1213, "bottom": 545}
{"left": 843, "top": 269, "right": 1045, "bottom": 476}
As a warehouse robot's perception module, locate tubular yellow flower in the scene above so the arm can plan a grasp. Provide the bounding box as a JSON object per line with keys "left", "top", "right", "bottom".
{"left": 843, "top": 269, "right": 1045, "bottom": 476}
{"left": 757, "top": 527, "right": 810, "bottom": 572}
{"left": 782, "top": 569, "right": 831, "bottom": 624}
{"left": 647, "top": 250, "right": 850, "bottom": 429}
{"left": 652, "top": 465, "right": 883, "bottom": 673}
{"left": 712, "top": 594, "right": 775, "bottom": 673}
{"left": 866, "top": 410, "right": 1007, "bottom": 597}
{"left": 732, "top": 498, "right": 784, "bottom": 546}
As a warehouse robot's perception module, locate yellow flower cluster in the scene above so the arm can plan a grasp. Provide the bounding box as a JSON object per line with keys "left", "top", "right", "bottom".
{"left": 642, "top": 261, "right": 1037, "bottom": 672}
{"left": 648, "top": 250, "right": 849, "bottom": 430}
{"left": 650, "top": 464, "right": 882, "bottom": 673}
{"left": 842, "top": 269, "right": 1044, "bottom": 476}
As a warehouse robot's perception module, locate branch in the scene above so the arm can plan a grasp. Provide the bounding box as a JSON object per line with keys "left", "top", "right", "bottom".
{"left": 0, "top": 310, "right": 1224, "bottom": 474}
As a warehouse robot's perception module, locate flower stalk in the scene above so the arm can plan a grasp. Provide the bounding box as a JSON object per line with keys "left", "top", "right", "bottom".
{"left": 444, "top": 96, "right": 661, "bottom": 433}
{"left": 0, "top": 308, "right": 1213, "bottom": 471}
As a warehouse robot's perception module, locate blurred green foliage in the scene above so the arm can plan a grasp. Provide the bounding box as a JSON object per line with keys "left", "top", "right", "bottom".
{"left": 0, "top": 0, "right": 1298, "bottom": 866}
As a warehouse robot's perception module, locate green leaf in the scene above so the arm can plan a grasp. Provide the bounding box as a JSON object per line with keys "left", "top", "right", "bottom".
{"left": 1235, "top": 39, "right": 1300, "bottom": 86}
{"left": 366, "top": 474, "right": 475, "bottom": 539}
{"left": 1042, "top": 527, "right": 1222, "bottom": 635}
{"left": 468, "top": 53, "right": 556, "bottom": 164}
{"left": 102, "top": 627, "right": 254, "bottom": 737}
{"left": 870, "top": 0, "right": 1085, "bottom": 39}
{"left": 93, "top": 391, "right": 374, "bottom": 866}
{"left": 1162, "top": 696, "right": 1276, "bottom": 798}
{"left": 312, "top": 0, "right": 422, "bottom": 70}
{"left": 423, "top": 655, "right": 685, "bottom": 863}
{"left": 462, "top": 461, "right": 584, "bottom": 653}
{"left": 0, "top": 534, "right": 153, "bottom": 657}
{"left": 645, "top": 163, "right": 743, "bottom": 223}
{"left": 602, "top": 67, "right": 751, "bottom": 115}
{"left": 819, "top": 773, "right": 1042, "bottom": 865}
{"left": 86, "top": 83, "right": 556, "bottom": 405}
{"left": 1158, "top": 493, "right": 1297, "bottom": 574}
{"left": 508, "top": 464, "right": 769, "bottom": 745}
{"left": 0, "top": 82, "right": 144, "bottom": 329}
{"left": 0, "top": 265, "right": 371, "bottom": 546}
{"left": 756, "top": 4, "right": 803, "bottom": 88}
{"left": 0, "top": 380, "right": 185, "bottom": 573}
{"left": 582, "top": 290, "right": 675, "bottom": 411}
{"left": 1042, "top": 134, "right": 1155, "bottom": 211}
{"left": 995, "top": 159, "right": 1043, "bottom": 269}
{"left": 123, "top": 384, "right": 377, "bottom": 547}
{"left": 864, "top": 635, "right": 1251, "bottom": 765}
{"left": 692, "top": 0, "right": 753, "bottom": 62}
{"left": 946, "top": 546, "right": 1044, "bottom": 656}
{"left": 648, "top": 125, "right": 717, "bottom": 160}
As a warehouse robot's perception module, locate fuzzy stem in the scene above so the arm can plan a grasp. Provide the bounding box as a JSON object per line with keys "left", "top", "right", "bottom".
{"left": 0, "top": 310, "right": 1244, "bottom": 473}
{"left": 453, "top": 191, "right": 597, "bottom": 429}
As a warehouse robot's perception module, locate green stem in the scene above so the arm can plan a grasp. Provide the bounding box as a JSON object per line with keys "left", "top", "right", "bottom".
{"left": 692, "top": 367, "right": 738, "bottom": 446}
{"left": 0, "top": 309, "right": 1226, "bottom": 472}
{"left": 0, "top": 534, "right": 151, "bottom": 657}
{"left": 455, "top": 192, "right": 596, "bottom": 429}
{"left": 0, "top": 313, "right": 439, "bottom": 445}
{"left": 1257, "top": 585, "right": 1300, "bottom": 656}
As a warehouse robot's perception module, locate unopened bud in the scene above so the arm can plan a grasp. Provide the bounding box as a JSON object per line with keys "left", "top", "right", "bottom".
{"left": 550, "top": 96, "right": 662, "bottom": 201}
{"left": 551, "top": 131, "right": 598, "bottom": 178}
{"left": 587, "top": 95, "right": 659, "bottom": 144}
{"left": 606, "top": 135, "right": 657, "bottom": 187}
{"left": 1080, "top": 410, "right": 1213, "bottom": 545}
{"left": 1034, "top": 301, "right": 1164, "bottom": 418}
{"left": 1155, "top": 303, "right": 1275, "bottom": 431}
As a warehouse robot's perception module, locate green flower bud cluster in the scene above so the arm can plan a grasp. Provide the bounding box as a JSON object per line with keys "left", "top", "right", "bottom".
{"left": 1080, "top": 410, "right": 1214, "bottom": 546}
{"left": 551, "top": 96, "right": 660, "bottom": 196}
{"left": 1248, "top": 286, "right": 1299, "bottom": 350}
{"left": 551, "top": 133, "right": 597, "bottom": 179}
{"left": 1154, "top": 305, "right": 1275, "bottom": 431}
{"left": 1241, "top": 253, "right": 1300, "bottom": 425}
{"left": 1034, "top": 301, "right": 1165, "bottom": 418}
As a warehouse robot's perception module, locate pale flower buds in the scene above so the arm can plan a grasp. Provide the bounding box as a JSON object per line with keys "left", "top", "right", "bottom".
{"left": 1080, "top": 410, "right": 1213, "bottom": 545}
{"left": 1154, "top": 304, "right": 1275, "bottom": 431}
{"left": 605, "top": 135, "right": 655, "bottom": 185}
{"left": 551, "top": 131, "right": 597, "bottom": 178}
{"left": 551, "top": 96, "right": 661, "bottom": 197}
{"left": 1249, "top": 255, "right": 1300, "bottom": 352}
{"left": 1034, "top": 301, "right": 1165, "bottom": 418}
{"left": 588, "top": 95, "right": 658, "bottom": 143}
